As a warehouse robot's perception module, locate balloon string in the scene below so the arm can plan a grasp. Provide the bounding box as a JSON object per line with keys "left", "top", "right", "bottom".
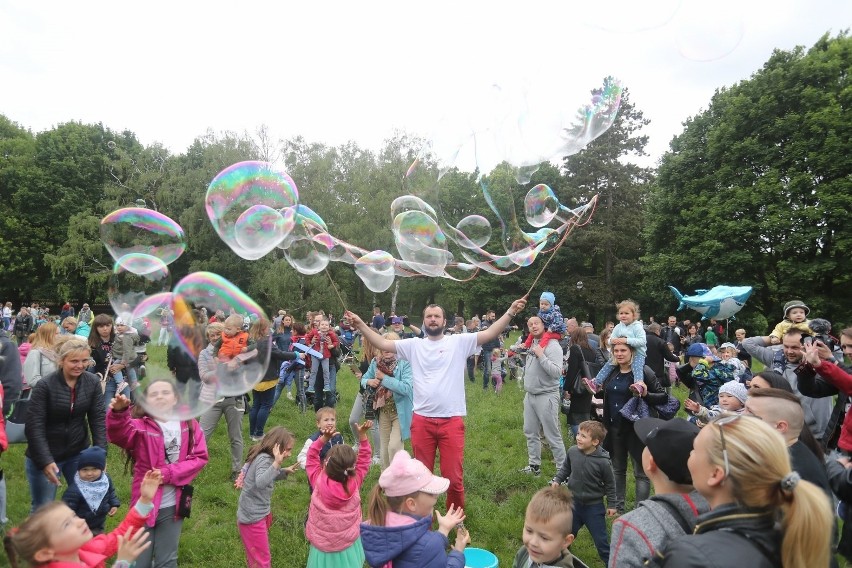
{"left": 325, "top": 269, "right": 348, "bottom": 312}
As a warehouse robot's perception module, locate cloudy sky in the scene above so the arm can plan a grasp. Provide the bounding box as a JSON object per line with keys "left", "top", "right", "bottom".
{"left": 1, "top": 0, "right": 849, "bottom": 168}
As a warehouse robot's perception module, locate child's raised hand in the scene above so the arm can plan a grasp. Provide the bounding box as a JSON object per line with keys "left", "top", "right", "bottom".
{"left": 283, "top": 462, "right": 300, "bottom": 474}
{"left": 110, "top": 394, "right": 131, "bottom": 412}
{"left": 356, "top": 420, "right": 374, "bottom": 439}
{"left": 436, "top": 504, "right": 466, "bottom": 535}
{"left": 320, "top": 425, "right": 339, "bottom": 441}
{"left": 108, "top": 506, "right": 118, "bottom": 517}
{"left": 116, "top": 527, "right": 151, "bottom": 562}
{"left": 684, "top": 399, "right": 699, "bottom": 413}
{"left": 139, "top": 470, "right": 163, "bottom": 503}
{"left": 453, "top": 524, "right": 471, "bottom": 552}
{"left": 272, "top": 443, "right": 286, "bottom": 466}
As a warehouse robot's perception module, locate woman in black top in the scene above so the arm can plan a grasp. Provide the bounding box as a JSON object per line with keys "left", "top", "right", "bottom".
{"left": 563, "top": 327, "right": 603, "bottom": 437}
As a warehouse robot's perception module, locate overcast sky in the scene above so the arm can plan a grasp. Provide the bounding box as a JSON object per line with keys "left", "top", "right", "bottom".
{"left": 1, "top": 0, "right": 849, "bottom": 169}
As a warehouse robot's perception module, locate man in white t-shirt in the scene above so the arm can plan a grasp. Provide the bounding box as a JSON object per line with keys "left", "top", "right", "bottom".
{"left": 346, "top": 297, "right": 527, "bottom": 509}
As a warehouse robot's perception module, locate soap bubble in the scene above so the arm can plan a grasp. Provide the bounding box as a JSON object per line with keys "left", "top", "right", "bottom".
{"left": 131, "top": 373, "right": 215, "bottom": 422}
{"left": 206, "top": 161, "right": 299, "bottom": 260}
{"left": 234, "top": 204, "right": 294, "bottom": 257}
{"left": 673, "top": 3, "right": 744, "bottom": 62}
{"left": 354, "top": 250, "right": 397, "bottom": 293}
{"left": 100, "top": 208, "right": 186, "bottom": 266}
{"left": 107, "top": 254, "right": 171, "bottom": 318}
{"left": 170, "top": 272, "right": 271, "bottom": 397}
{"left": 455, "top": 215, "right": 492, "bottom": 248}
{"left": 107, "top": 141, "right": 116, "bottom": 150}
{"left": 577, "top": 281, "right": 584, "bottom": 290}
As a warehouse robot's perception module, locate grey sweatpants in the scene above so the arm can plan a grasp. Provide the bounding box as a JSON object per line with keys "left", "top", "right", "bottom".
{"left": 135, "top": 505, "right": 183, "bottom": 568}
{"left": 200, "top": 397, "right": 244, "bottom": 474}
{"left": 523, "top": 391, "right": 567, "bottom": 469}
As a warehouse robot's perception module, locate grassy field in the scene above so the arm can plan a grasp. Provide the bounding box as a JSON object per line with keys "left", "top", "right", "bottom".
{"left": 2, "top": 342, "right": 667, "bottom": 567}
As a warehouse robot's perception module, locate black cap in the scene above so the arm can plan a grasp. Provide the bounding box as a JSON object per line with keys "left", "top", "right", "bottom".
{"left": 634, "top": 418, "right": 700, "bottom": 485}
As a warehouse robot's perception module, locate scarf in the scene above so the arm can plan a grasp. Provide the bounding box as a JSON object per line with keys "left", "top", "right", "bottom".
{"left": 373, "top": 355, "right": 398, "bottom": 409}
{"left": 75, "top": 472, "right": 110, "bottom": 512}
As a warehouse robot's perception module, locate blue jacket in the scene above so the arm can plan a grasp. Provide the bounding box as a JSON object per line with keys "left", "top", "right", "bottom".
{"left": 361, "top": 359, "right": 414, "bottom": 440}
{"left": 61, "top": 474, "right": 121, "bottom": 532}
{"left": 361, "top": 515, "right": 465, "bottom": 568}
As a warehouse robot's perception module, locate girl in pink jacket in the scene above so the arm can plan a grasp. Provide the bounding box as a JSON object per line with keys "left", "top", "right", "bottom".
{"left": 107, "top": 380, "right": 208, "bottom": 568}
{"left": 305, "top": 419, "right": 373, "bottom": 567}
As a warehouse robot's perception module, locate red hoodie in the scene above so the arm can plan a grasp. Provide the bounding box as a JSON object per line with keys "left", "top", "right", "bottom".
{"left": 42, "top": 506, "right": 149, "bottom": 568}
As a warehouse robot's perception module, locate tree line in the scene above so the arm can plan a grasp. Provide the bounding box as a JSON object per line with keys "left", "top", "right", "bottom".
{"left": 1, "top": 33, "right": 848, "bottom": 333}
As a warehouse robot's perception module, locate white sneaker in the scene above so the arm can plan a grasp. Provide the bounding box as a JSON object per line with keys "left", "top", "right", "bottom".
{"left": 371, "top": 456, "right": 382, "bottom": 466}
{"left": 287, "top": 391, "right": 294, "bottom": 401}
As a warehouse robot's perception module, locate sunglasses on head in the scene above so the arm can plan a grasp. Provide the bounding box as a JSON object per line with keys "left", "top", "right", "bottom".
{"left": 714, "top": 414, "right": 745, "bottom": 477}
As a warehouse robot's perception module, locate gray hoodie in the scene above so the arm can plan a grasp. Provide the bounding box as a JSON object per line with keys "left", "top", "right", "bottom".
{"left": 553, "top": 445, "right": 616, "bottom": 506}
{"left": 608, "top": 491, "right": 710, "bottom": 568}
{"left": 522, "top": 339, "right": 564, "bottom": 395}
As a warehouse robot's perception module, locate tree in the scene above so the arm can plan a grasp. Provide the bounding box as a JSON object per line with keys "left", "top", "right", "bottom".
{"left": 642, "top": 32, "right": 852, "bottom": 326}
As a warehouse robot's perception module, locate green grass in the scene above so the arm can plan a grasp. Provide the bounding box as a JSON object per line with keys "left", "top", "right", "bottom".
{"left": 2, "top": 343, "right": 661, "bottom": 567}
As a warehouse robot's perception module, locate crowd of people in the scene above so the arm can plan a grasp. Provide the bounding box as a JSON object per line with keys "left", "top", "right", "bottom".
{"left": 1, "top": 295, "right": 850, "bottom": 567}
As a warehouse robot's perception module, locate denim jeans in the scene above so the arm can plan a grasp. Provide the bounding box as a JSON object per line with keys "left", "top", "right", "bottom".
{"left": 466, "top": 356, "right": 475, "bottom": 382}
{"left": 410, "top": 414, "right": 465, "bottom": 509}
{"left": 103, "top": 372, "right": 131, "bottom": 410}
{"left": 573, "top": 501, "right": 610, "bottom": 564}
{"left": 606, "top": 420, "right": 650, "bottom": 513}
{"left": 25, "top": 455, "right": 80, "bottom": 513}
{"left": 249, "top": 388, "right": 276, "bottom": 438}
{"left": 481, "top": 355, "right": 492, "bottom": 389}
{"left": 311, "top": 365, "right": 337, "bottom": 411}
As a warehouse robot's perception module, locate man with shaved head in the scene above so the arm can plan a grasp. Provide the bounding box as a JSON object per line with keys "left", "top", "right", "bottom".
{"left": 745, "top": 388, "right": 830, "bottom": 496}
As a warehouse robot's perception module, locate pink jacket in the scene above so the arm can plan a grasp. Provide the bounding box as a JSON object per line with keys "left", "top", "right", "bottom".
{"left": 106, "top": 408, "right": 208, "bottom": 527}
{"left": 305, "top": 436, "right": 371, "bottom": 552}
{"left": 42, "top": 506, "right": 148, "bottom": 567}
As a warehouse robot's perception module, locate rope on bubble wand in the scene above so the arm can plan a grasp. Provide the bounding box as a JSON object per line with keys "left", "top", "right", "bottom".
{"left": 325, "top": 268, "right": 348, "bottom": 313}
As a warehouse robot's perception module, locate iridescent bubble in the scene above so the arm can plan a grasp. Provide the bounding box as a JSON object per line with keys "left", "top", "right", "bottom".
{"left": 107, "top": 254, "right": 171, "bottom": 319}
{"left": 355, "top": 250, "right": 396, "bottom": 293}
{"left": 206, "top": 161, "right": 299, "bottom": 260}
{"left": 392, "top": 210, "right": 450, "bottom": 276}
{"left": 234, "top": 204, "right": 293, "bottom": 257}
{"left": 107, "top": 141, "right": 116, "bottom": 150}
{"left": 131, "top": 372, "right": 215, "bottom": 422}
{"left": 171, "top": 272, "right": 271, "bottom": 397}
{"left": 524, "top": 184, "right": 560, "bottom": 227}
{"left": 673, "top": 2, "right": 744, "bottom": 62}
{"left": 455, "top": 215, "right": 492, "bottom": 248}
{"left": 100, "top": 208, "right": 186, "bottom": 266}
{"left": 283, "top": 235, "right": 330, "bottom": 275}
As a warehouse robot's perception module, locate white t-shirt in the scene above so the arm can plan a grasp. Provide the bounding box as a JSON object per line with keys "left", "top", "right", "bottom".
{"left": 157, "top": 419, "right": 182, "bottom": 508}
{"left": 395, "top": 333, "right": 479, "bottom": 417}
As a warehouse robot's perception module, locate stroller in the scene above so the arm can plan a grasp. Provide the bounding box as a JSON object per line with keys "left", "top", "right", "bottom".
{"left": 336, "top": 324, "right": 360, "bottom": 366}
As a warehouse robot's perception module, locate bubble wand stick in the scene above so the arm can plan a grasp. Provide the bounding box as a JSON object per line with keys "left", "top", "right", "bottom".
{"left": 325, "top": 269, "right": 348, "bottom": 312}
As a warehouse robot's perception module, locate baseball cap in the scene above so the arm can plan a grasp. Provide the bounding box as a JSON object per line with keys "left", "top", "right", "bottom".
{"left": 635, "top": 418, "right": 700, "bottom": 485}
{"left": 379, "top": 451, "right": 450, "bottom": 497}
{"left": 719, "top": 342, "right": 737, "bottom": 350}
{"left": 391, "top": 316, "right": 404, "bottom": 324}
{"left": 685, "top": 343, "right": 713, "bottom": 358}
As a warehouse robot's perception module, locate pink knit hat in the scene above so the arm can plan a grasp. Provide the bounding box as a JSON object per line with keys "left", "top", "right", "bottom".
{"left": 379, "top": 451, "right": 450, "bottom": 497}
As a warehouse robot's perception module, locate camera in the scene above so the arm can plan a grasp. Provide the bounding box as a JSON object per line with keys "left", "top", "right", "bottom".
{"left": 801, "top": 318, "right": 837, "bottom": 352}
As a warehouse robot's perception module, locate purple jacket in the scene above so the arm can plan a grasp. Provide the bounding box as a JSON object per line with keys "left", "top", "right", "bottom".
{"left": 107, "top": 408, "right": 208, "bottom": 527}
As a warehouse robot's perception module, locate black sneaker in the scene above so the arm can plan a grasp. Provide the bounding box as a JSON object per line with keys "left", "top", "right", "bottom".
{"left": 519, "top": 465, "right": 541, "bottom": 476}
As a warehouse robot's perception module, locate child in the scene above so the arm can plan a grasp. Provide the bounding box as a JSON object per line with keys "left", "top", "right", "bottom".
{"left": 683, "top": 343, "right": 734, "bottom": 418}
{"left": 297, "top": 407, "right": 346, "bottom": 491}
{"left": 305, "top": 419, "right": 373, "bottom": 567}
{"left": 513, "top": 486, "right": 585, "bottom": 568}
{"left": 304, "top": 317, "right": 340, "bottom": 396}
{"left": 5, "top": 470, "right": 160, "bottom": 568}
{"left": 61, "top": 446, "right": 121, "bottom": 535}
{"left": 718, "top": 342, "right": 750, "bottom": 383}
{"left": 107, "top": 380, "right": 209, "bottom": 568}
{"left": 523, "top": 291, "right": 565, "bottom": 350}
{"left": 684, "top": 380, "right": 747, "bottom": 427}
{"left": 215, "top": 314, "right": 255, "bottom": 363}
{"left": 585, "top": 300, "right": 647, "bottom": 394}
{"left": 237, "top": 427, "right": 299, "bottom": 568}
{"left": 769, "top": 300, "right": 812, "bottom": 345}
{"left": 490, "top": 347, "right": 507, "bottom": 393}
{"left": 361, "top": 450, "right": 470, "bottom": 567}
{"left": 550, "top": 420, "right": 616, "bottom": 565}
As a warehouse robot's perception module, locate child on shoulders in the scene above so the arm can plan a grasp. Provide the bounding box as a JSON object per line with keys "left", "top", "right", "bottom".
{"left": 304, "top": 317, "right": 340, "bottom": 395}
{"left": 524, "top": 291, "right": 565, "bottom": 350}
{"left": 305, "top": 419, "right": 374, "bottom": 567}
{"left": 585, "top": 300, "right": 647, "bottom": 394}
{"left": 215, "top": 314, "right": 256, "bottom": 364}
{"left": 61, "top": 446, "right": 121, "bottom": 535}
{"left": 361, "top": 450, "right": 470, "bottom": 568}
{"left": 769, "top": 300, "right": 812, "bottom": 345}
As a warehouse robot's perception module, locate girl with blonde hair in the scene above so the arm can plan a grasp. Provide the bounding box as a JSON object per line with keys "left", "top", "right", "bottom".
{"left": 657, "top": 415, "right": 833, "bottom": 567}
{"left": 23, "top": 322, "right": 59, "bottom": 388}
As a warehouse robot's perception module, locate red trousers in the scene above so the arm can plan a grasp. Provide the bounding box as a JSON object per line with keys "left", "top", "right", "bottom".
{"left": 410, "top": 413, "right": 466, "bottom": 509}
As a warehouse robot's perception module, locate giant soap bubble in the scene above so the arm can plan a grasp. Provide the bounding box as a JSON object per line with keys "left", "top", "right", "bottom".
{"left": 100, "top": 208, "right": 186, "bottom": 266}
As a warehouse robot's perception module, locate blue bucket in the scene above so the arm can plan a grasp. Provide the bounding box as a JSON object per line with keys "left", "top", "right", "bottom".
{"left": 464, "top": 547, "right": 498, "bottom": 568}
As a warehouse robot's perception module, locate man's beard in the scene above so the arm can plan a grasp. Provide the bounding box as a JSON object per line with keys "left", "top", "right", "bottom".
{"left": 424, "top": 325, "right": 444, "bottom": 337}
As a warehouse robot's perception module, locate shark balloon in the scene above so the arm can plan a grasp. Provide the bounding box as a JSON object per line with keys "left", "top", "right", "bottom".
{"left": 669, "top": 285, "right": 753, "bottom": 320}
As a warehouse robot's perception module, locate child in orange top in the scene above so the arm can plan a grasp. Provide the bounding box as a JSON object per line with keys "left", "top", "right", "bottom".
{"left": 4, "top": 470, "right": 161, "bottom": 568}
{"left": 215, "top": 314, "right": 254, "bottom": 362}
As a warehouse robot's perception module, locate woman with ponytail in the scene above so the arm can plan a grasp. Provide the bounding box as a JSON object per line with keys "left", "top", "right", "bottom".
{"left": 655, "top": 414, "right": 833, "bottom": 567}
